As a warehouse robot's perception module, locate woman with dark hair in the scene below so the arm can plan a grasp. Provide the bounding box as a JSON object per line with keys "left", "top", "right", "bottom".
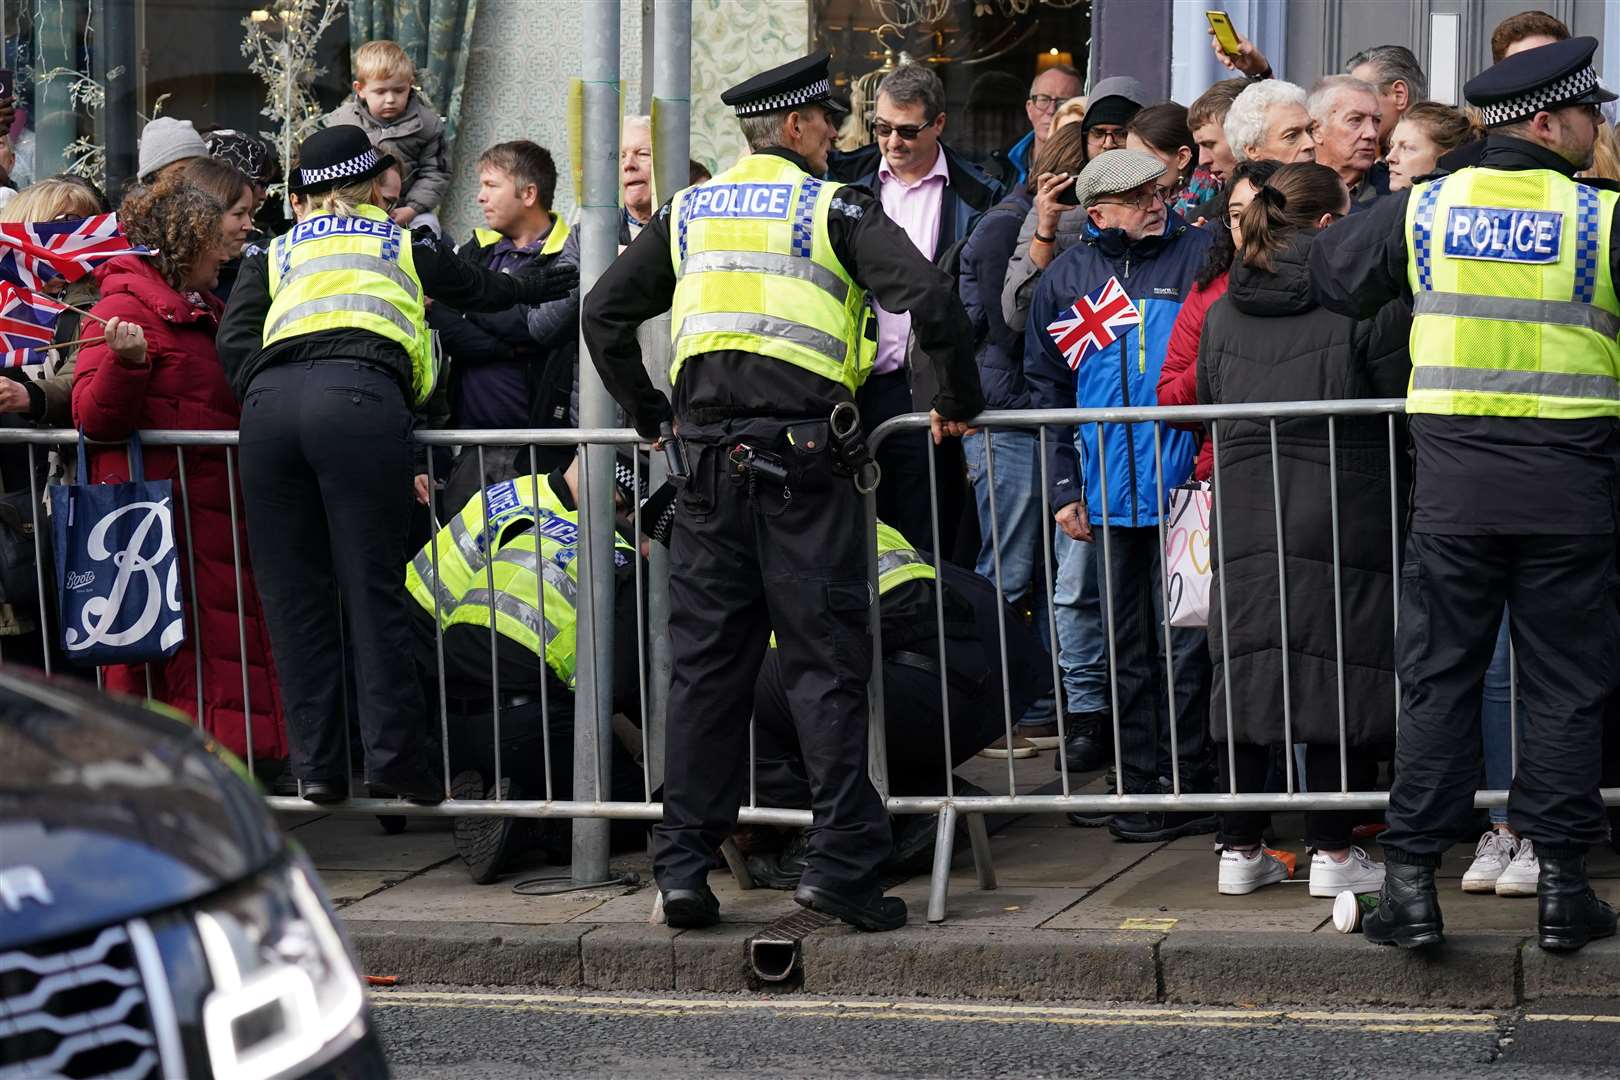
{"left": 1157, "top": 158, "right": 1279, "bottom": 480}
{"left": 71, "top": 173, "right": 288, "bottom": 765}
{"left": 181, "top": 157, "right": 256, "bottom": 301}
{"left": 1126, "top": 102, "right": 1218, "bottom": 217}
{"left": 1195, "top": 161, "right": 1410, "bottom": 899}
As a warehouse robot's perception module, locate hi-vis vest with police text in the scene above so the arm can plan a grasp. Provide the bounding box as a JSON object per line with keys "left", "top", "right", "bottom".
{"left": 265, "top": 203, "right": 436, "bottom": 406}
{"left": 1404, "top": 167, "right": 1620, "bottom": 418}
{"left": 668, "top": 153, "right": 876, "bottom": 394}
{"left": 405, "top": 476, "right": 633, "bottom": 688}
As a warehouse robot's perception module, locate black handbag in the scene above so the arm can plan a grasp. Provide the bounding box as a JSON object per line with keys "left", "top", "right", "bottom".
{"left": 0, "top": 487, "right": 42, "bottom": 609}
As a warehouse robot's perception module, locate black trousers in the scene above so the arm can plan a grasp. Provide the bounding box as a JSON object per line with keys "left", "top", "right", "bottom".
{"left": 239, "top": 360, "right": 430, "bottom": 786}
{"left": 1218, "top": 743, "right": 1380, "bottom": 849}
{"left": 1382, "top": 532, "right": 1620, "bottom": 860}
{"left": 656, "top": 424, "right": 889, "bottom": 895}
{"left": 858, "top": 371, "right": 934, "bottom": 549}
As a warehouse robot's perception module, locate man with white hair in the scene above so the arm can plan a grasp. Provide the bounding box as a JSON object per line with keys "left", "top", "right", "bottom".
{"left": 619, "top": 114, "right": 654, "bottom": 244}
{"left": 1309, "top": 75, "right": 1386, "bottom": 207}
{"left": 1225, "top": 80, "right": 1316, "bottom": 165}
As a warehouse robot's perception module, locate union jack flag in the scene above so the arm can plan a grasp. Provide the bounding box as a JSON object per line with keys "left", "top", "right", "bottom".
{"left": 1045, "top": 275, "right": 1142, "bottom": 371}
{"left": 0, "top": 213, "right": 148, "bottom": 291}
{"left": 0, "top": 282, "right": 66, "bottom": 367}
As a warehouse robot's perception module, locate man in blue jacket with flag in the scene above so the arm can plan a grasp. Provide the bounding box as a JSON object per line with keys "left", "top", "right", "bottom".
{"left": 1024, "top": 148, "right": 1216, "bottom": 842}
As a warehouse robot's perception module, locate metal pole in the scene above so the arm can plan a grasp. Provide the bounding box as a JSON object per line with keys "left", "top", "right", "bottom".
{"left": 643, "top": 0, "right": 690, "bottom": 795}
{"left": 572, "top": 0, "right": 622, "bottom": 884}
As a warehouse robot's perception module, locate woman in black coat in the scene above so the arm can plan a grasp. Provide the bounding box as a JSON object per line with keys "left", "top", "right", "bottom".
{"left": 1195, "top": 162, "right": 1411, "bottom": 901}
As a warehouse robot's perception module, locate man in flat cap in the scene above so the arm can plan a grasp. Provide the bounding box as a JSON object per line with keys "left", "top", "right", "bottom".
{"left": 1312, "top": 37, "right": 1620, "bottom": 953}
{"left": 1021, "top": 148, "right": 1216, "bottom": 842}
{"left": 582, "top": 51, "right": 983, "bottom": 933}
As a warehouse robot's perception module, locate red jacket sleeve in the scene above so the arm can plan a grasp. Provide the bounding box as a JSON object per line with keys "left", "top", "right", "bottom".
{"left": 1158, "top": 272, "right": 1226, "bottom": 412}
{"left": 71, "top": 296, "right": 157, "bottom": 441}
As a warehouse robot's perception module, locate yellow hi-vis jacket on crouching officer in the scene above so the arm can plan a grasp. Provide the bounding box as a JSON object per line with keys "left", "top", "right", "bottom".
{"left": 581, "top": 48, "right": 983, "bottom": 934}
{"left": 1308, "top": 35, "right": 1620, "bottom": 952}
{"left": 217, "top": 124, "right": 579, "bottom": 804}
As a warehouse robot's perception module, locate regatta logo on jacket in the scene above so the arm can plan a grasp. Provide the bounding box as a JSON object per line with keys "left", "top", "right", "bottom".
{"left": 1443, "top": 205, "right": 1562, "bottom": 263}
{"left": 684, "top": 183, "right": 795, "bottom": 221}
{"left": 1045, "top": 275, "right": 1141, "bottom": 370}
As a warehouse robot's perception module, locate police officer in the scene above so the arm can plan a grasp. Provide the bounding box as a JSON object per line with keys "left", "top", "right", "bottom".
{"left": 218, "top": 125, "right": 577, "bottom": 805}
{"left": 405, "top": 456, "right": 645, "bottom": 881}
{"left": 1310, "top": 37, "right": 1620, "bottom": 953}
{"left": 581, "top": 51, "right": 984, "bottom": 932}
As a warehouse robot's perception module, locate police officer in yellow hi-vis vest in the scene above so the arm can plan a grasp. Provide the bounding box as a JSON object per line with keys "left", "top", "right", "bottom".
{"left": 1312, "top": 38, "right": 1620, "bottom": 954}
{"left": 403, "top": 455, "right": 647, "bottom": 883}
{"left": 219, "top": 125, "right": 577, "bottom": 806}
{"left": 582, "top": 51, "right": 983, "bottom": 932}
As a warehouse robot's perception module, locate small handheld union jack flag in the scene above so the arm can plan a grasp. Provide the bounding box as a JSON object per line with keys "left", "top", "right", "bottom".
{"left": 1045, "top": 275, "right": 1142, "bottom": 371}
{"left": 0, "top": 213, "right": 149, "bottom": 291}
{"left": 0, "top": 281, "right": 67, "bottom": 367}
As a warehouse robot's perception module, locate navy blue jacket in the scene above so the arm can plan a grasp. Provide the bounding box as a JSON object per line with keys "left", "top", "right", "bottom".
{"left": 1024, "top": 212, "right": 1212, "bottom": 525}
{"left": 958, "top": 186, "right": 1034, "bottom": 410}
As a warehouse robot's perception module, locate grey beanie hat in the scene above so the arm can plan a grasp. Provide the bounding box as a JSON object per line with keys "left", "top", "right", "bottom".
{"left": 138, "top": 118, "right": 209, "bottom": 180}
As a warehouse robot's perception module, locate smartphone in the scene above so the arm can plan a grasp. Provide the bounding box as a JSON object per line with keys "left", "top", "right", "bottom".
{"left": 0, "top": 70, "right": 14, "bottom": 101}
{"left": 1206, "top": 11, "right": 1242, "bottom": 56}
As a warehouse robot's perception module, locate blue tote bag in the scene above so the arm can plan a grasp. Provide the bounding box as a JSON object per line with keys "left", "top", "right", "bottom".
{"left": 49, "top": 433, "right": 186, "bottom": 666}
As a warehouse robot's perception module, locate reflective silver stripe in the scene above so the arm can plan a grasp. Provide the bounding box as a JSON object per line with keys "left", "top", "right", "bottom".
{"left": 1413, "top": 291, "right": 1620, "bottom": 340}
{"left": 679, "top": 250, "right": 849, "bottom": 304}
{"left": 266, "top": 293, "right": 417, "bottom": 342}
{"left": 877, "top": 550, "right": 927, "bottom": 578}
{"left": 448, "top": 516, "right": 484, "bottom": 569}
{"left": 410, "top": 552, "right": 458, "bottom": 612}
{"left": 1410, "top": 365, "right": 1620, "bottom": 401}
{"left": 277, "top": 252, "right": 420, "bottom": 298}
{"left": 677, "top": 312, "right": 846, "bottom": 365}
{"left": 461, "top": 587, "right": 564, "bottom": 644}
{"left": 490, "top": 547, "right": 582, "bottom": 610}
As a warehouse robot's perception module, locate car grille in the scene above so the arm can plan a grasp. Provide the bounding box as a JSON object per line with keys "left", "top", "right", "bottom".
{"left": 0, "top": 923, "right": 161, "bottom": 1080}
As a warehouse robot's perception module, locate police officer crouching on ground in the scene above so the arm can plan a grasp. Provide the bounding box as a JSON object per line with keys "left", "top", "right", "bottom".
{"left": 581, "top": 51, "right": 984, "bottom": 932}
{"left": 405, "top": 454, "right": 649, "bottom": 882}
{"left": 1310, "top": 37, "right": 1620, "bottom": 953}
{"left": 219, "top": 125, "right": 578, "bottom": 806}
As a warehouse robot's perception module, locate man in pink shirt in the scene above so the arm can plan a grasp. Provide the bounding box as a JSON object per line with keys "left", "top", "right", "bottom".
{"left": 832, "top": 64, "right": 1004, "bottom": 552}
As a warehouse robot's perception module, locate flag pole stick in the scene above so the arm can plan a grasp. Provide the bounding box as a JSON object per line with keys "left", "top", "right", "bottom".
{"left": 55, "top": 299, "right": 107, "bottom": 326}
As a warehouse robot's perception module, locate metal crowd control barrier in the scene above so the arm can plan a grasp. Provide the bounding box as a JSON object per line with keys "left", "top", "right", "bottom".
{"left": 4, "top": 403, "right": 1619, "bottom": 934}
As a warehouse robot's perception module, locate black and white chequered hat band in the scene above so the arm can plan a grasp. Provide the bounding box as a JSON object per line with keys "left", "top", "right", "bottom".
{"left": 297, "top": 147, "right": 383, "bottom": 188}
{"left": 735, "top": 78, "right": 832, "bottom": 117}
{"left": 1479, "top": 65, "right": 1599, "bottom": 126}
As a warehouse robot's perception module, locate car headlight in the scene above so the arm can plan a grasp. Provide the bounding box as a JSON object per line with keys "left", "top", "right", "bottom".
{"left": 192, "top": 858, "right": 366, "bottom": 1080}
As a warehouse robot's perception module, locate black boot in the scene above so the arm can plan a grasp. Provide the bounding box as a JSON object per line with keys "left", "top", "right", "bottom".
{"left": 1537, "top": 851, "right": 1618, "bottom": 952}
{"left": 1364, "top": 860, "right": 1444, "bottom": 949}
{"left": 1053, "top": 711, "right": 1112, "bottom": 773}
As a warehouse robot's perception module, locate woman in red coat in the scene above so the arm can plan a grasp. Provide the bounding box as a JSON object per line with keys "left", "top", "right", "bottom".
{"left": 71, "top": 172, "right": 287, "bottom": 765}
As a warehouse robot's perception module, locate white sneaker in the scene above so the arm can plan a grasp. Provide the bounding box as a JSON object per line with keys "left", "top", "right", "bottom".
{"left": 1461, "top": 829, "right": 1516, "bottom": 893}
{"left": 1308, "top": 846, "right": 1386, "bottom": 898}
{"left": 1495, "top": 837, "right": 1540, "bottom": 897}
{"left": 1218, "top": 847, "right": 1289, "bottom": 895}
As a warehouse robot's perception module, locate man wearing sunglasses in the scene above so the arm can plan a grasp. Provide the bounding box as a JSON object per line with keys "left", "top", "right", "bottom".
{"left": 829, "top": 63, "right": 1005, "bottom": 553}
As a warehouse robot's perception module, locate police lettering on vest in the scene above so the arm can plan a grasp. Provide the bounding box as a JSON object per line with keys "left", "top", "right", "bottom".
{"left": 1444, "top": 206, "right": 1563, "bottom": 263}
{"left": 685, "top": 183, "right": 795, "bottom": 221}
{"left": 287, "top": 214, "right": 399, "bottom": 246}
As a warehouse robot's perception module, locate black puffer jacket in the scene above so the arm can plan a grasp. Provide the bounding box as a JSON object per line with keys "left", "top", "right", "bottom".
{"left": 1196, "top": 230, "right": 1411, "bottom": 749}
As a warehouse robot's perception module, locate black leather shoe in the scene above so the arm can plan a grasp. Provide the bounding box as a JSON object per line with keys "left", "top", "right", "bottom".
{"left": 1364, "top": 861, "right": 1444, "bottom": 949}
{"left": 662, "top": 886, "right": 721, "bottom": 929}
{"left": 1538, "top": 852, "right": 1618, "bottom": 952}
{"left": 744, "top": 832, "right": 809, "bottom": 891}
{"left": 1053, "top": 711, "right": 1112, "bottom": 773}
{"left": 451, "top": 771, "right": 532, "bottom": 885}
{"left": 369, "top": 767, "right": 446, "bottom": 806}
{"left": 794, "top": 884, "right": 907, "bottom": 932}
{"left": 299, "top": 779, "right": 347, "bottom": 804}
{"left": 1108, "top": 810, "right": 1217, "bottom": 843}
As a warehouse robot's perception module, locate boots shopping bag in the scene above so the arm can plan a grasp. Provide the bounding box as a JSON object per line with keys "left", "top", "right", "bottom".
{"left": 1164, "top": 481, "right": 1211, "bottom": 628}
{"left": 49, "top": 433, "right": 185, "bottom": 665}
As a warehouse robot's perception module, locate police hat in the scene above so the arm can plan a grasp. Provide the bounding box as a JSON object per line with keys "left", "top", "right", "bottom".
{"left": 721, "top": 50, "right": 849, "bottom": 119}
{"left": 1464, "top": 36, "right": 1617, "bottom": 128}
{"left": 290, "top": 125, "right": 396, "bottom": 195}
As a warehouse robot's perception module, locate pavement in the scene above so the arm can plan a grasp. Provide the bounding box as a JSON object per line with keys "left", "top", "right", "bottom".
{"left": 279, "top": 752, "right": 1620, "bottom": 1010}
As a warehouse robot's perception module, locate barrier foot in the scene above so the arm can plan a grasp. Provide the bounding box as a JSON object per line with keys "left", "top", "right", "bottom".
{"left": 966, "top": 812, "right": 996, "bottom": 891}
{"left": 721, "top": 838, "right": 756, "bottom": 890}
{"left": 925, "top": 804, "right": 958, "bottom": 924}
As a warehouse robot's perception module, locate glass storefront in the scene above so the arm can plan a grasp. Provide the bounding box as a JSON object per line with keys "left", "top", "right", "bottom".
{"left": 813, "top": 0, "right": 1091, "bottom": 164}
